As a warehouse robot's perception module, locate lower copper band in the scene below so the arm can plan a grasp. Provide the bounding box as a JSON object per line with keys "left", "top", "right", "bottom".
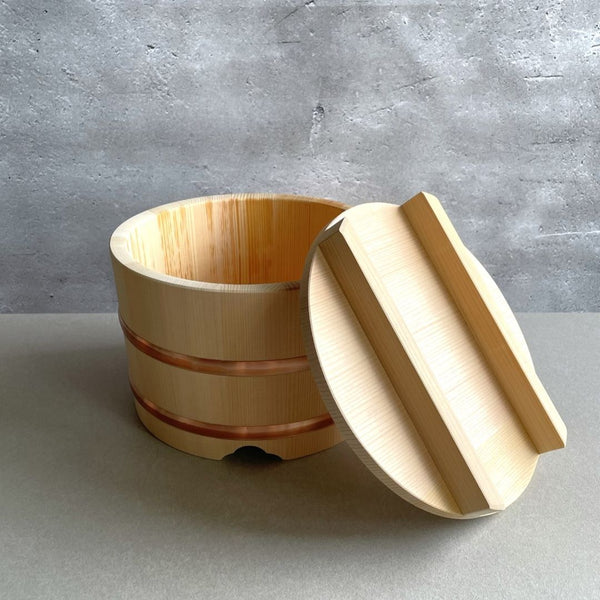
{"left": 119, "top": 314, "right": 310, "bottom": 376}
{"left": 131, "top": 384, "right": 334, "bottom": 440}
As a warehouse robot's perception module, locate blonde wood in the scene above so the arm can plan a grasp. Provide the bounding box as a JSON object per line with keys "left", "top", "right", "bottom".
{"left": 125, "top": 340, "right": 326, "bottom": 425}
{"left": 111, "top": 194, "right": 347, "bottom": 459}
{"left": 135, "top": 401, "right": 342, "bottom": 460}
{"left": 401, "top": 192, "right": 567, "bottom": 453}
{"left": 318, "top": 222, "right": 504, "bottom": 515}
{"left": 112, "top": 194, "right": 346, "bottom": 360}
{"left": 301, "top": 196, "right": 566, "bottom": 518}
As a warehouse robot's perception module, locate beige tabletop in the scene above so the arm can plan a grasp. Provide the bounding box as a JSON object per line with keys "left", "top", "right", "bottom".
{"left": 0, "top": 313, "right": 598, "bottom": 599}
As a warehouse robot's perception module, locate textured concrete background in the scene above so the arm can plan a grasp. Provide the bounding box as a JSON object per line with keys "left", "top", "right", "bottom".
{"left": 1, "top": 0, "right": 599, "bottom": 313}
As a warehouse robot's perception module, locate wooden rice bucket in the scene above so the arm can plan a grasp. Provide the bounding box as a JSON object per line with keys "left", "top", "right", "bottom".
{"left": 110, "top": 194, "right": 346, "bottom": 459}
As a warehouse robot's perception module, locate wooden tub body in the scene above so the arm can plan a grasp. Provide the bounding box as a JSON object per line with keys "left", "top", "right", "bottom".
{"left": 110, "top": 194, "right": 346, "bottom": 459}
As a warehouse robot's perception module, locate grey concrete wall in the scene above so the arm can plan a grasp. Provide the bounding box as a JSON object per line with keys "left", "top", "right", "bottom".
{"left": 1, "top": 0, "right": 598, "bottom": 313}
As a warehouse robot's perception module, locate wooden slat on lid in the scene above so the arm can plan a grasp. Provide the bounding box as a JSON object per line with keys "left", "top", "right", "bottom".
{"left": 401, "top": 193, "right": 567, "bottom": 453}
{"left": 301, "top": 194, "right": 566, "bottom": 518}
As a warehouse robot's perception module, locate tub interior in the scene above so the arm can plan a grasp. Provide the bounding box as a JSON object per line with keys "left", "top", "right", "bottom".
{"left": 125, "top": 196, "right": 345, "bottom": 285}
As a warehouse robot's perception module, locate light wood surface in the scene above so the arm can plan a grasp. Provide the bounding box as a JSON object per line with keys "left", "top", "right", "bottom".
{"left": 301, "top": 193, "right": 567, "bottom": 518}
{"left": 402, "top": 194, "right": 567, "bottom": 453}
{"left": 111, "top": 194, "right": 346, "bottom": 459}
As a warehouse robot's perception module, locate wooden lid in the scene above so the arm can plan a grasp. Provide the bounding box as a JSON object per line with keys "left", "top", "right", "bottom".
{"left": 300, "top": 192, "right": 566, "bottom": 519}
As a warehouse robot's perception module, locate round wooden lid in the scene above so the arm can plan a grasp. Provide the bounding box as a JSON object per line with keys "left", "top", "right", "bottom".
{"left": 300, "top": 194, "right": 566, "bottom": 519}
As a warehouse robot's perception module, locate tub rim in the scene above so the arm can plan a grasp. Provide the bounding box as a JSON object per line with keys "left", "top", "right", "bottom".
{"left": 109, "top": 193, "right": 349, "bottom": 295}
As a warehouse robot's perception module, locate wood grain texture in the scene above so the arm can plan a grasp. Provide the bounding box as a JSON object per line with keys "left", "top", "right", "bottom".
{"left": 402, "top": 193, "right": 567, "bottom": 452}
{"left": 111, "top": 193, "right": 346, "bottom": 459}
{"left": 301, "top": 194, "right": 566, "bottom": 518}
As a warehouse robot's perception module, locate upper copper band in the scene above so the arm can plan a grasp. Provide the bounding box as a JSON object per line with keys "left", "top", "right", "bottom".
{"left": 131, "top": 383, "right": 334, "bottom": 440}
{"left": 119, "top": 314, "right": 310, "bottom": 376}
